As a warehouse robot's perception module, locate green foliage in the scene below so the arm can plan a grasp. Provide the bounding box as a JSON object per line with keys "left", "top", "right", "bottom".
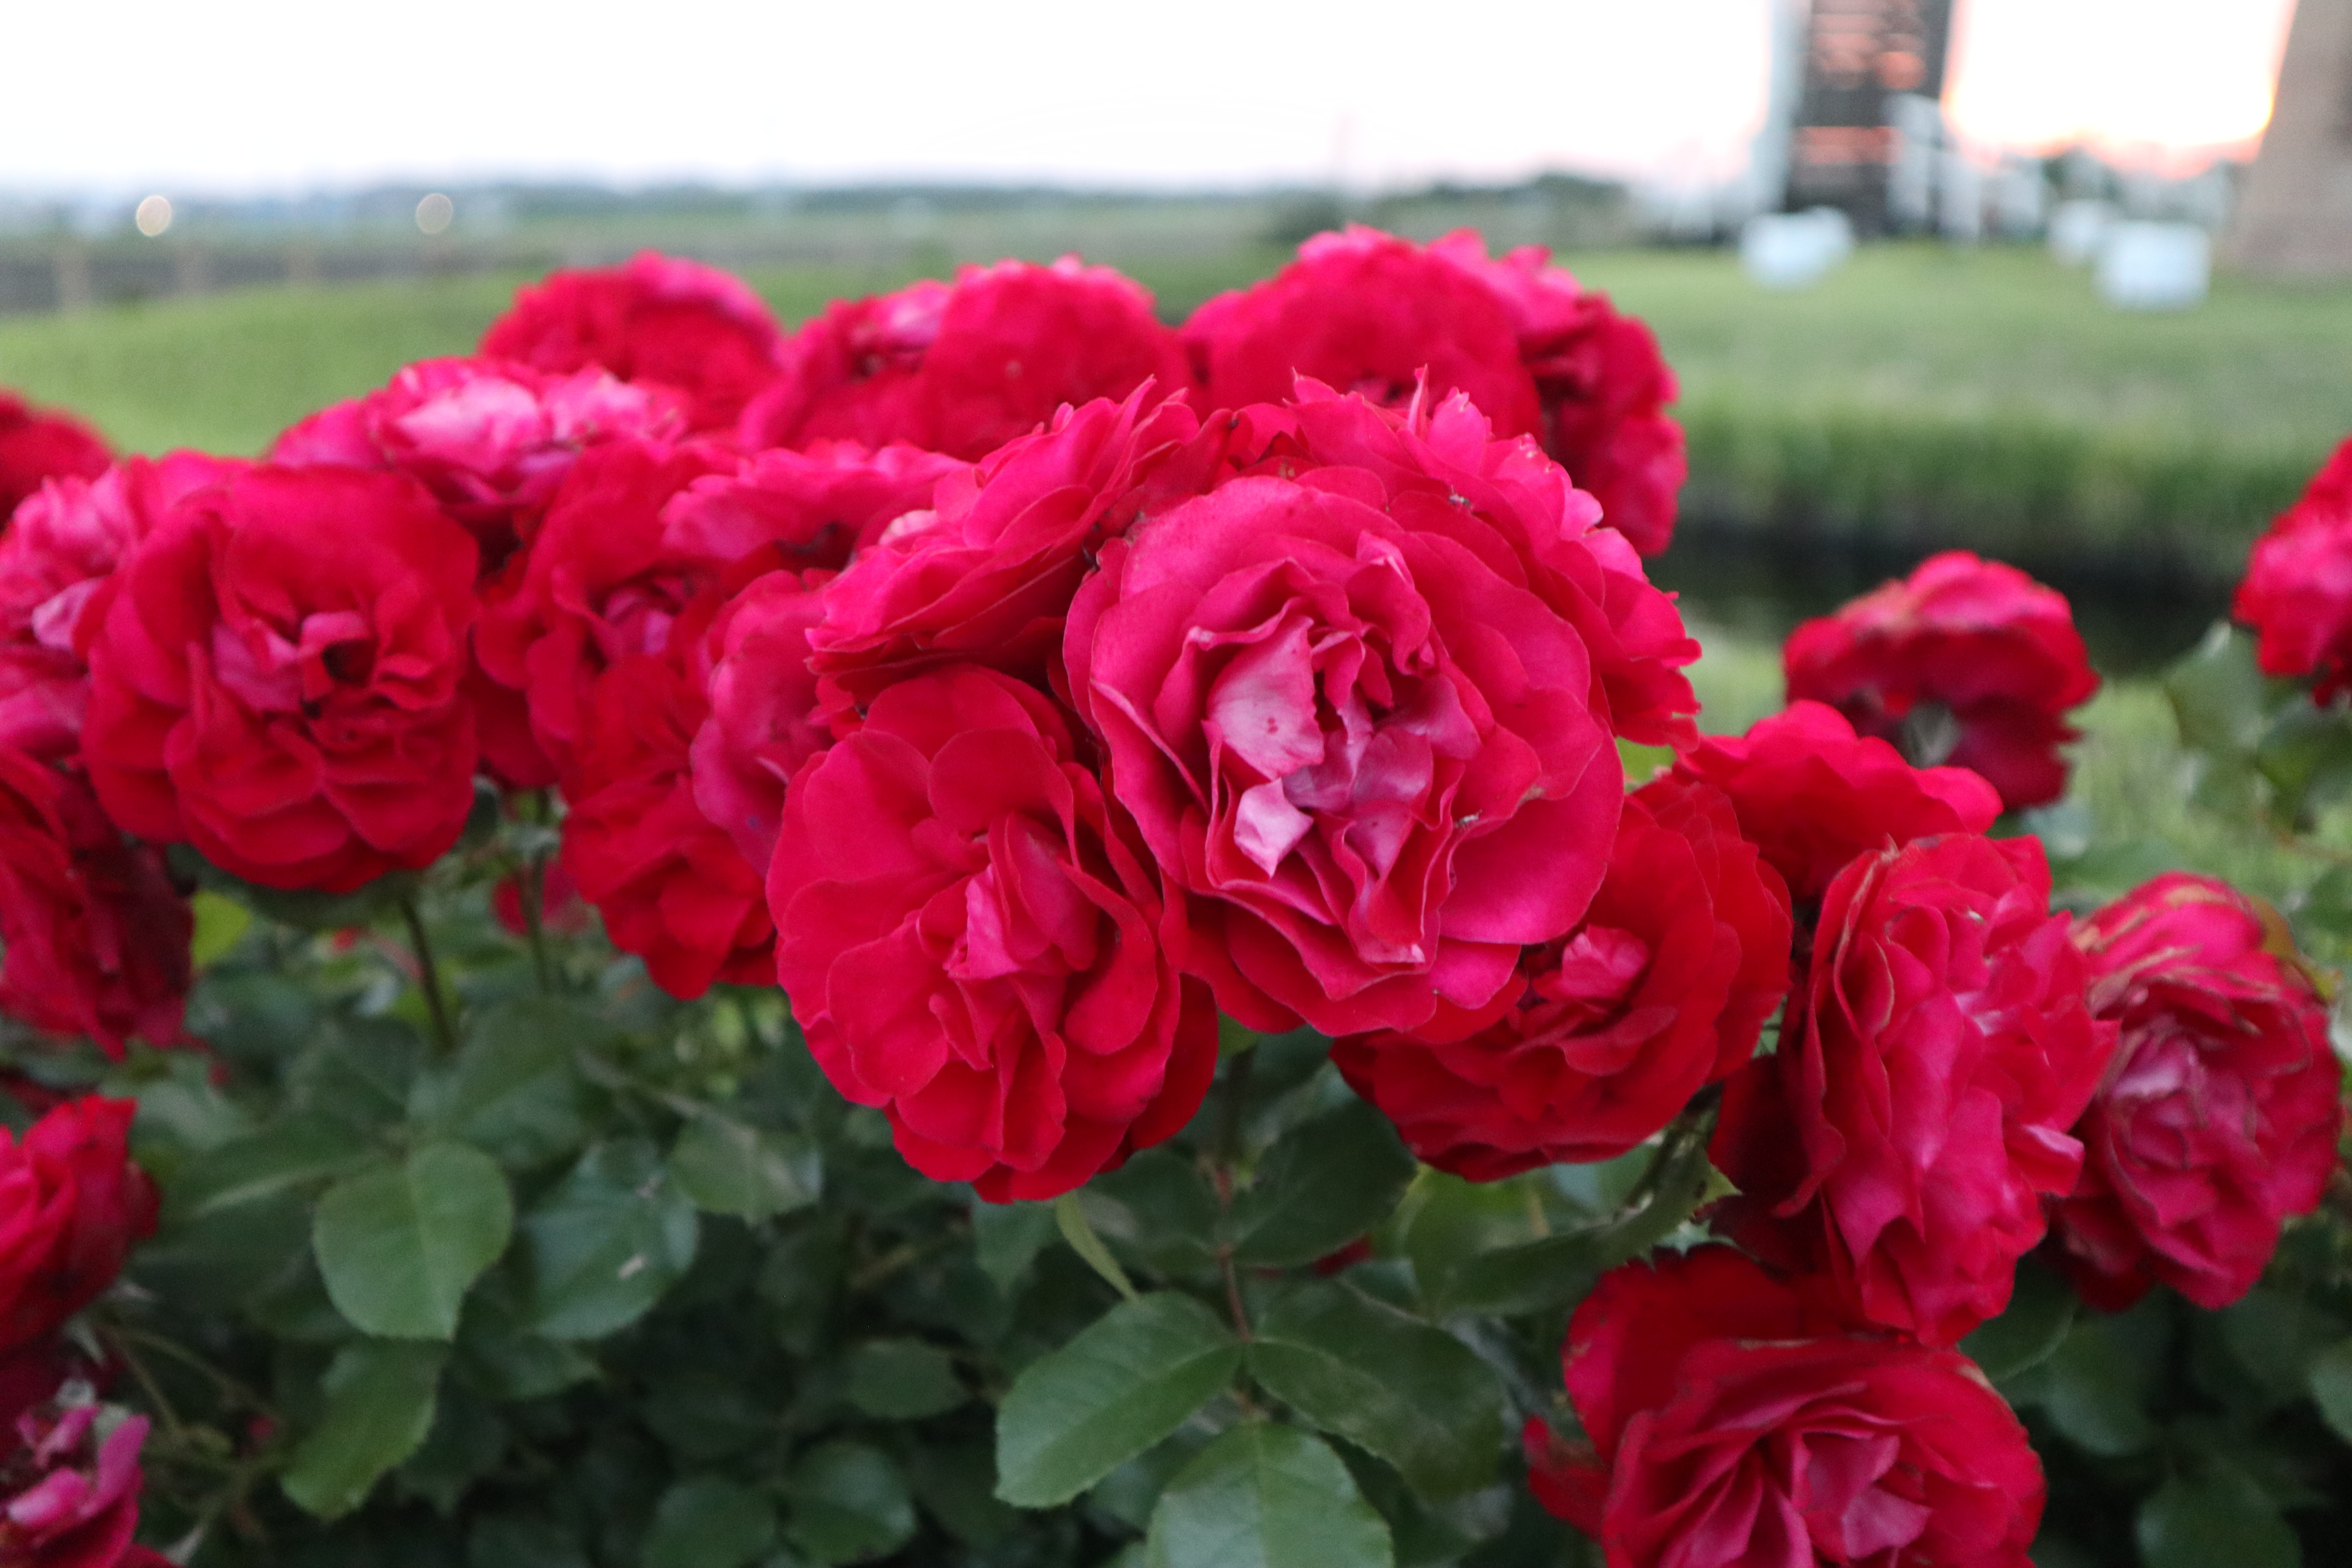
{"left": 1143, "top": 1423, "right": 1394, "bottom": 1568}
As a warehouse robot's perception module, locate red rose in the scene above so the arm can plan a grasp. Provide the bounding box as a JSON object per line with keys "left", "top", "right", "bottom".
{"left": 1711, "top": 834, "right": 2116, "bottom": 1345}
{"left": 1334, "top": 775, "right": 1789, "bottom": 1176}
{"left": 1529, "top": 1248, "right": 2042, "bottom": 1568}
{"left": 0, "top": 395, "right": 110, "bottom": 524}
{"left": 1181, "top": 227, "right": 1685, "bottom": 554}
{"left": 2048, "top": 873, "right": 2344, "bottom": 1310}
{"left": 0, "top": 1399, "right": 160, "bottom": 1568}
{"left": 0, "top": 456, "right": 241, "bottom": 763}
{"left": 741, "top": 256, "right": 1192, "bottom": 461}
{"left": 271, "top": 356, "right": 686, "bottom": 571}
{"left": 1671, "top": 701, "right": 2002, "bottom": 906}
{"left": 1063, "top": 396, "right": 1623, "bottom": 1037}
{"left": 490, "top": 860, "right": 590, "bottom": 940}
{"left": 660, "top": 440, "right": 965, "bottom": 577}
{"left": 479, "top": 252, "right": 786, "bottom": 434}
{"left": 0, "top": 750, "right": 189, "bottom": 1054}
{"left": 81, "top": 466, "right": 479, "bottom": 894}
{"left": 1240, "top": 383, "right": 1698, "bottom": 748}
{"left": 808, "top": 388, "right": 1205, "bottom": 705}
{"left": 1784, "top": 551, "right": 2100, "bottom": 812}
{"left": 0, "top": 1098, "right": 157, "bottom": 1356}
{"left": 767, "top": 666, "right": 1216, "bottom": 1201}
{"left": 563, "top": 642, "right": 774, "bottom": 1001}
{"left": 473, "top": 440, "right": 732, "bottom": 789}
{"left": 691, "top": 570, "right": 843, "bottom": 869}
{"left": 2234, "top": 435, "right": 2352, "bottom": 701}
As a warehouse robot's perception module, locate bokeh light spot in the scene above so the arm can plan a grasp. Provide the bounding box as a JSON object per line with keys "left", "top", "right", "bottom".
{"left": 415, "top": 192, "right": 454, "bottom": 235}
{"left": 134, "top": 195, "right": 172, "bottom": 236}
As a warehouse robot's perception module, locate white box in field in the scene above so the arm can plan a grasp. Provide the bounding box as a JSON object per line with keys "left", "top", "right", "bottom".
{"left": 2096, "top": 222, "right": 2211, "bottom": 311}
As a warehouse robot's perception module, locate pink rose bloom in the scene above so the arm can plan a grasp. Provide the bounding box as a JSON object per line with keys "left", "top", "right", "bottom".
{"left": 1784, "top": 550, "right": 2100, "bottom": 812}
{"left": 0, "top": 395, "right": 111, "bottom": 525}
{"left": 1670, "top": 701, "right": 2004, "bottom": 906}
{"left": 742, "top": 256, "right": 1192, "bottom": 461}
{"left": 1182, "top": 227, "right": 1686, "bottom": 554}
{"left": 807, "top": 388, "right": 1207, "bottom": 705}
{"left": 0, "top": 455, "right": 242, "bottom": 762}
{"left": 0, "top": 1400, "right": 156, "bottom": 1568}
{"left": 690, "top": 570, "right": 842, "bottom": 869}
{"left": 1063, "top": 391, "right": 1624, "bottom": 1037}
{"left": 1710, "top": 834, "right": 2117, "bottom": 1346}
{"left": 658, "top": 439, "right": 965, "bottom": 575}
{"left": 271, "top": 356, "right": 686, "bottom": 570}
{"left": 2235, "top": 435, "right": 2352, "bottom": 701}
{"left": 2049, "top": 873, "right": 2344, "bottom": 1310}
{"left": 479, "top": 252, "right": 787, "bottom": 434}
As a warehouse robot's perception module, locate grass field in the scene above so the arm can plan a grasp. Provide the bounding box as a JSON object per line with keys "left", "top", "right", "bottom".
{"left": 2, "top": 240, "right": 2347, "bottom": 577}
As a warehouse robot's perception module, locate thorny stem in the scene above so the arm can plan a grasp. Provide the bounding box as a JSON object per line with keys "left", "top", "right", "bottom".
{"left": 105, "top": 1331, "right": 185, "bottom": 1439}
{"left": 399, "top": 895, "right": 459, "bottom": 1055}
{"left": 110, "top": 1327, "right": 274, "bottom": 1421}
{"left": 1627, "top": 1083, "right": 1722, "bottom": 1213}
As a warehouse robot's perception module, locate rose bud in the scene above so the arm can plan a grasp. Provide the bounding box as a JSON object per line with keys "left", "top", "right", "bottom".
{"left": 0, "top": 394, "right": 110, "bottom": 524}
{"left": 2235, "top": 434, "right": 2352, "bottom": 701}
{"left": 1670, "top": 701, "right": 2001, "bottom": 907}
{"left": 1528, "top": 1248, "right": 2043, "bottom": 1568}
{"left": 1334, "top": 775, "right": 1789, "bottom": 1175}
{"left": 271, "top": 356, "right": 686, "bottom": 572}
{"left": 479, "top": 251, "right": 788, "bottom": 434}
{"left": 0, "top": 1098, "right": 158, "bottom": 1356}
{"left": 0, "top": 455, "right": 243, "bottom": 764}
{"left": 1710, "top": 833, "right": 2116, "bottom": 1346}
{"left": 1182, "top": 226, "right": 1685, "bottom": 554}
{"left": 1784, "top": 550, "right": 2100, "bottom": 812}
{"left": 1063, "top": 388, "right": 1632, "bottom": 1038}
{"left": 0, "top": 749, "right": 190, "bottom": 1054}
{"left": 768, "top": 666, "right": 1216, "bottom": 1202}
{"left": 741, "top": 256, "right": 1192, "bottom": 461}
{"left": 2048, "top": 873, "right": 2344, "bottom": 1310}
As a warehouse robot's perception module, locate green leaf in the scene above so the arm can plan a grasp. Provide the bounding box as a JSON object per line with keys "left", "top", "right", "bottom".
{"left": 1229, "top": 1100, "right": 1416, "bottom": 1269}
{"left": 2255, "top": 699, "right": 2352, "bottom": 825}
{"left": 1961, "top": 1256, "right": 2078, "bottom": 1384}
{"left": 669, "top": 1114, "right": 821, "bottom": 1221}
{"left": 1246, "top": 1281, "right": 1504, "bottom": 1502}
{"left": 414, "top": 998, "right": 602, "bottom": 1169}
{"left": 910, "top": 1438, "right": 1020, "bottom": 1546}
{"left": 848, "top": 1338, "right": 968, "bottom": 1419}
{"left": 164, "top": 1116, "right": 371, "bottom": 1221}
{"left": 280, "top": 1340, "right": 446, "bottom": 1519}
{"left": 641, "top": 1477, "right": 779, "bottom": 1568}
{"left": 466, "top": 1511, "right": 588, "bottom": 1568}
{"left": 454, "top": 1278, "right": 600, "bottom": 1401}
{"left": 2296, "top": 866, "right": 2352, "bottom": 942}
{"left": 2013, "top": 1317, "right": 2160, "bottom": 1457}
{"left": 971, "top": 1200, "right": 1058, "bottom": 1293}
{"left": 1145, "top": 1423, "right": 1394, "bottom": 1568}
{"left": 189, "top": 889, "right": 252, "bottom": 968}
{"left": 781, "top": 1441, "right": 918, "bottom": 1565}
{"left": 2137, "top": 1466, "right": 2301, "bottom": 1568}
{"left": 395, "top": 1383, "right": 507, "bottom": 1516}
{"left": 2308, "top": 1339, "right": 2352, "bottom": 1443}
{"left": 519, "top": 1139, "right": 700, "bottom": 1340}
{"left": 1056, "top": 1191, "right": 1140, "bottom": 1301}
{"left": 313, "top": 1143, "right": 514, "bottom": 1341}
{"left": 995, "top": 1292, "right": 1243, "bottom": 1508}
{"left": 1084, "top": 1149, "right": 1222, "bottom": 1278}
{"left": 2164, "top": 622, "right": 2268, "bottom": 757}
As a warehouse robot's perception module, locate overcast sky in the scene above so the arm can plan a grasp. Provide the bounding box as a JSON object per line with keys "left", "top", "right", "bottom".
{"left": 0, "top": 0, "right": 2298, "bottom": 195}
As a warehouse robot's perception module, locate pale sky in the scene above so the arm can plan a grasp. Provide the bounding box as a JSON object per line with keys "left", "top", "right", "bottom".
{"left": 0, "top": 0, "right": 2300, "bottom": 195}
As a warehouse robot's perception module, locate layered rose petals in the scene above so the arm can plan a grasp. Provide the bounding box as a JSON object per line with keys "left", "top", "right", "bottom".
{"left": 0, "top": 1400, "right": 156, "bottom": 1568}
{"left": 742, "top": 256, "right": 1192, "bottom": 461}
{"left": 1672, "top": 701, "right": 2003, "bottom": 905}
{"left": 479, "top": 251, "right": 788, "bottom": 434}
{"left": 1064, "top": 417, "right": 1622, "bottom": 1038}
{"left": 660, "top": 440, "right": 965, "bottom": 575}
{"left": 768, "top": 666, "right": 1216, "bottom": 1202}
{"left": 0, "top": 1098, "right": 156, "bottom": 1357}
{"left": 0, "top": 395, "right": 110, "bottom": 524}
{"left": 1784, "top": 551, "right": 2100, "bottom": 811}
{"left": 0, "top": 455, "right": 242, "bottom": 762}
{"left": 1334, "top": 776, "right": 1788, "bottom": 1175}
{"left": 0, "top": 751, "right": 189, "bottom": 1054}
{"left": 808, "top": 389, "right": 1204, "bottom": 703}
{"left": 81, "top": 466, "right": 480, "bottom": 893}
{"left": 2049, "top": 873, "right": 2344, "bottom": 1310}
{"left": 1530, "top": 1248, "right": 2043, "bottom": 1568}
{"left": 1710, "top": 834, "right": 2117, "bottom": 1345}
{"left": 1182, "top": 227, "right": 1685, "bottom": 553}
{"left": 271, "top": 355, "right": 686, "bottom": 570}
{"left": 690, "top": 571, "right": 840, "bottom": 868}
{"left": 2235, "top": 435, "right": 2352, "bottom": 701}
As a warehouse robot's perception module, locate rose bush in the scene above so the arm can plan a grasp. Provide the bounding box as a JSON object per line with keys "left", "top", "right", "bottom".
{"left": 0, "top": 241, "right": 2345, "bottom": 1568}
